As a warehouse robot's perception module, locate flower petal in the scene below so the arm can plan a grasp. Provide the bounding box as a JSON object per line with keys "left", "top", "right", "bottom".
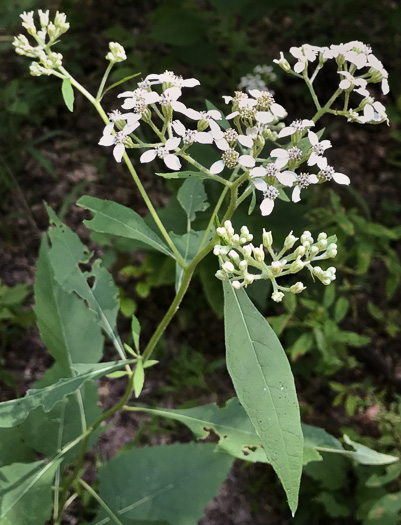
{"left": 271, "top": 103, "right": 287, "bottom": 118}
{"left": 253, "top": 178, "right": 268, "bottom": 192}
{"left": 140, "top": 149, "right": 157, "bottom": 163}
{"left": 260, "top": 198, "right": 274, "bottom": 216}
{"left": 333, "top": 172, "right": 350, "bottom": 185}
{"left": 238, "top": 134, "right": 254, "bottom": 148}
{"left": 250, "top": 166, "right": 267, "bottom": 178}
{"left": 210, "top": 160, "right": 225, "bottom": 174}
{"left": 182, "top": 78, "right": 200, "bottom": 87}
{"left": 276, "top": 170, "right": 297, "bottom": 187}
{"left": 255, "top": 111, "right": 274, "bottom": 124}
{"left": 292, "top": 185, "right": 301, "bottom": 203}
{"left": 239, "top": 155, "right": 255, "bottom": 168}
{"left": 165, "top": 136, "right": 181, "bottom": 150}
{"left": 196, "top": 132, "right": 213, "bottom": 144}
{"left": 164, "top": 154, "right": 181, "bottom": 171}
{"left": 172, "top": 120, "right": 186, "bottom": 136}
{"left": 113, "top": 143, "right": 125, "bottom": 163}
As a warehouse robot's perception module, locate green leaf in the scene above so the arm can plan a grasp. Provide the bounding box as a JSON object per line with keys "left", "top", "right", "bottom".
{"left": 133, "top": 360, "right": 144, "bottom": 398}
{"left": 343, "top": 435, "right": 399, "bottom": 465}
{"left": 366, "top": 491, "right": 401, "bottom": 524}
{"left": 45, "top": 205, "right": 124, "bottom": 357}
{"left": 177, "top": 178, "right": 209, "bottom": 223}
{"left": 0, "top": 361, "right": 130, "bottom": 428}
{"left": 101, "top": 72, "right": 141, "bottom": 98}
{"left": 61, "top": 77, "right": 74, "bottom": 112}
{"left": 95, "top": 443, "right": 233, "bottom": 525}
{"left": 0, "top": 427, "right": 35, "bottom": 467}
{"left": 0, "top": 459, "right": 61, "bottom": 524}
{"left": 20, "top": 378, "right": 102, "bottom": 463}
{"left": 34, "top": 237, "right": 104, "bottom": 371}
{"left": 131, "top": 315, "right": 141, "bottom": 352}
{"left": 171, "top": 230, "right": 212, "bottom": 291}
{"left": 223, "top": 283, "right": 303, "bottom": 515}
{"left": 156, "top": 170, "right": 209, "bottom": 180}
{"left": 77, "top": 196, "right": 173, "bottom": 257}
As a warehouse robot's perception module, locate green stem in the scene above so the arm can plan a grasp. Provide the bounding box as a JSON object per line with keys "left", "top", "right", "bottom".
{"left": 78, "top": 479, "right": 124, "bottom": 525}
{"left": 198, "top": 184, "right": 230, "bottom": 252}
{"left": 96, "top": 62, "right": 114, "bottom": 101}
{"left": 179, "top": 151, "right": 229, "bottom": 185}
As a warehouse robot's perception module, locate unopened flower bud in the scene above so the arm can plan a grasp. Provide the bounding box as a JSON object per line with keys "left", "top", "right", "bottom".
{"left": 273, "top": 52, "right": 291, "bottom": 73}
{"left": 224, "top": 220, "right": 234, "bottom": 236}
{"left": 242, "top": 245, "right": 252, "bottom": 260}
{"left": 272, "top": 291, "right": 285, "bottom": 302}
{"left": 284, "top": 231, "right": 298, "bottom": 250}
{"left": 294, "top": 245, "right": 305, "bottom": 258}
{"left": 290, "top": 282, "right": 306, "bottom": 294}
{"left": 106, "top": 42, "right": 127, "bottom": 63}
{"left": 38, "top": 9, "right": 49, "bottom": 27}
{"left": 289, "top": 258, "right": 304, "bottom": 273}
{"left": 232, "top": 234, "right": 240, "bottom": 245}
{"left": 317, "top": 232, "right": 327, "bottom": 242}
{"left": 239, "top": 260, "right": 248, "bottom": 272}
{"left": 301, "top": 231, "right": 313, "bottom": 244}
{"left": 262, "top": 229, "right": 273, "bottom": 248}
{"left": 232, "top": 280, "right": 241, "bottom": 290}
{"left": 310, "top": 246, "right": 319, "bottom": 257}
{"left": 326, "top": 243, "right": 337, "bottom": 258}
{"left": 271, "top": 261, "right": 283, "bottom": 276}
{"left": 215, "top": 270, "right": 228, "bottom": 281}
{"left": 317, "top": 239, "right": 327, "bottom": 250}
{"left": 20, "top": 11, "right": 36, "bottom": 36}
{"left": 253, "top": 245, "right": 265, "bottom": 262}
{"left": 244, "top": 273, "right": 255, "bottom": 285}
{"left": 229, "top": 250, "right": 240, "bottom": 262}
{"left": 222, "top": 261, "right": 235, "bottom": 273}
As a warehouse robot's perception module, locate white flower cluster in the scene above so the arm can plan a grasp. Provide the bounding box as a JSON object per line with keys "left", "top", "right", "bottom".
{"left": 275, "top": 41, "right": 389, "bottom": 125}
{"left": 238, "top": 64, "right": 278, "bottom": 92}
{"left": 13, "top": 10, "right": 70, "bottom": 76}
{"left": 214, "top": 221, "right": 338, "bottom": 302}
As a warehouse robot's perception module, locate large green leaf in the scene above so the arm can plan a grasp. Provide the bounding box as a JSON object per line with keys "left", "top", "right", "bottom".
{"left": 45, "top": 205, "right": 124, "bottom": 358}
{"left": 21, "top": 379, "right": 102, "bottom": 463}
{"left": 0, "top": 427, "right": 34, "bottom": 467}
{"left": 177, "top": 178, "right": 209, "bottom": 223}
{"left": 223, "top": 283, "right": 303, "bottom": 515}
{"left": 0, "top": 459, "right": 61, "bottom": 524}
{"left": 94, "top": 443, "right": 233, "bottom": 525}
{"left": 34, "top": 236, "right": 104, "bottom": 371}
{"left": 134, "top": 398, "right": 397, "bottom": 467}
{"left": 77, "top": 196, "right": 173, "bottom": 257}
{"left": 0, "top": 361, "right": 130, "bottom": 428}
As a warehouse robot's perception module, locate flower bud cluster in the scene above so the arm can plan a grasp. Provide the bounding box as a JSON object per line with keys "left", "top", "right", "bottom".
{"left": 13, "top": 10, "right": 70, "bottom": 76}
{"left": 106, "top": 42, "right": 127, "bottom": 63}
{"left": 214, "top": 222, "right": 338, "bottom": 302}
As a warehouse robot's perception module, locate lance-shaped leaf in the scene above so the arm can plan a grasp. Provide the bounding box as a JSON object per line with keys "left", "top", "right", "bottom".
{"left": 0, "top": 459, "right": 61, "bottom": 524}
{"left": 156, "top": 170, "right": 209, "bottom": 180}
{"left": 0, "top": 361, "right": 130, "bottom": 428}
{"left": 45, "top": 205, "right": 124, "bottom": 358}
{"left": 134, "top": 399, "right": 399, "bottom": 467}
{"left": 34, "top": 236, "right": 104, "bottom": 371}
{"left": 77, "top": 195, "right": 173, "bottom": 257}
{"left": 95, "top": 443, "right": 233, "bottom": 525}
{"left": 223, "top": 283, "right": 303, "bottom": 515}
{"left": 177, "top": 178, "right": 209, "bottom": 223}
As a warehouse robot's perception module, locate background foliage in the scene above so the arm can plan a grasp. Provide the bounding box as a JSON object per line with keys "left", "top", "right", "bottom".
{"left": 1, "top": 0, "right": 401, "bottom": 523}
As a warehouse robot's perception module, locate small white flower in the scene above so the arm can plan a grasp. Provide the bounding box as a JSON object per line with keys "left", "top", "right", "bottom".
{"left": 250, "top": 165, "right": 296, "bottom": 187}
{"left": 289, "top": 44, "right": 321, "bottom": 73}
{"left": 99, "top": 120, "right": 139, "bottom": 163}
{"left": 338, "top": 71, "right": 369, "bottom": 97}
{"left": 318, "top": 158, "right": 350, "bottom": 185}
{"left": 247, "top": 89, "right": 287, "bottom": 118}
{"left": 172, "top": 120, "right": 213, "bottom": 145}
{"left": 251, "top": 178, "right": 280, "bottom": 216}
{"left": 145, "top": 71, "right": 200, "bottom": 88}
{"left": 291, "top": 172, "right": 319, "bottom": 202}
{"left": 140, "top": 137, "right": 182, "bottom": 171}
{"left": 307, "top": 131, "right": 332, "bottom": 168}
{"left": 198, "top": 110, "right": 224, "bottom": 139}
{"left": 118, "top": 88, "right": 160, "bottom": 114}
{"left": 278, "top": 119, "right": 315, "bottom": 138}
{"left": 270, "top": 146, "right": 302, "bottom": 169}
{"left": 360, "top": 100, "right": 389, "bottom": 125}
{"left": 210, "top": 145, "right": 255, "bottom": 174}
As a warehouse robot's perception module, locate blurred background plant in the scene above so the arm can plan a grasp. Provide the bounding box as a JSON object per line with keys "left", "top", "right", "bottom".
{"left": 1, "top": 0, "right": 401, "bottom": 522}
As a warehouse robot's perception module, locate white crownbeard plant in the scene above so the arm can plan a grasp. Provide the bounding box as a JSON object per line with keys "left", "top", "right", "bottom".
{"left": 10, "top": 10, "right": 393, "bottom": 523}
